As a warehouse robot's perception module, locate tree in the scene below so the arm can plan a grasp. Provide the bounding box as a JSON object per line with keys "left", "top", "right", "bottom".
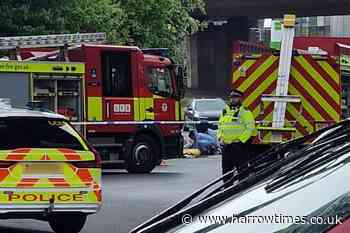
{"left": 118, "top": 0, "right": 206, "bottom": 61}
{"left": 0, "top": 0, "right": 124, "bottom": 42}
{"left": 0, "top": 0, "right": 205, "bottom": 61}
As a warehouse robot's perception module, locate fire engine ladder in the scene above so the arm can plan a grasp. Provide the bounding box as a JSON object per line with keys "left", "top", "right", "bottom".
{"left": 0, "top": 32, "right": 106, "bottom": 61}
{"left": 261, "top": 15, "right": 301, "bottom": 143}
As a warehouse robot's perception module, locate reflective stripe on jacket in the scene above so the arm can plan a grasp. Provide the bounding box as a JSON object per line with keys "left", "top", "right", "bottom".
{"left": 217, "top": 105, "right": 256, "bottom": 144}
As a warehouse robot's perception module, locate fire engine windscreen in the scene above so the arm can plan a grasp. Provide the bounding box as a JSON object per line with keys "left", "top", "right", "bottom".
{"left": 0, "top": 118, "right": 87, "bottom": 150}
{"left": 147, "top": 67, "right": 173, "bottom": 97}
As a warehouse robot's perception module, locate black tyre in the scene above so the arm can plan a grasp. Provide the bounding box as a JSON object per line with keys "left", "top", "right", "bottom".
{"left": 127, "top": 135, "right": 159, "bottom": 173}
{"left": 48, "top": 213, "right": 87, "bottom": 233}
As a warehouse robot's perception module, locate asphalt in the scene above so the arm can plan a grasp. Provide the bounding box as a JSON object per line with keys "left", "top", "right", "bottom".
{"left": 0, "top": 156, "right": 221, "bottom": 233}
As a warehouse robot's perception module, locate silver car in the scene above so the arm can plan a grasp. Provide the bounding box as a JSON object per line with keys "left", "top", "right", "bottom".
{"left": 184, "top": 98, "right": 226, "bottom": 131}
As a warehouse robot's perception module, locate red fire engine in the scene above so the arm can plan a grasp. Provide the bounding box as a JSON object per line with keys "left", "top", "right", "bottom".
{"left": 0, "top": 33, "right": 185, "bottom": 173}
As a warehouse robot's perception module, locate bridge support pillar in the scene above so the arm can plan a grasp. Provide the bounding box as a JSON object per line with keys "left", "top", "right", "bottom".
{"left": 188, "top": 17, "right": 255, "bottom": 96}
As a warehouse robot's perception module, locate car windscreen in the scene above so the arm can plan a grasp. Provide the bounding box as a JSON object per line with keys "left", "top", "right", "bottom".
{"left": 195, "top": 100, "right": 226, "bottom": 111}
{"left": 129, "top": 120, "right": 350, "bottom": 233}
{"left": 0, "top": 117, "right": 87, "bottom": 150}
{"left": 273, "top": 191, "right": 350, "bottom": 233}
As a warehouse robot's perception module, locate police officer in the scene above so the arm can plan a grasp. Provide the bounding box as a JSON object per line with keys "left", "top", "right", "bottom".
{"left": 218, "top": 89, "right": 256, "bottom": 186}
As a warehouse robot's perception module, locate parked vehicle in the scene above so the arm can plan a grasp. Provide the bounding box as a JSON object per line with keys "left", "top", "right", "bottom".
{"left": 0, "top": 105, "right": 101, "bottom": 233}
{"left": 131, "top": 119, "right": 350, "bottom": 233}
{"left": 184, "top": 98, "right": 226, "bottom": 131}
{"left": 231, "top": 16, "right": 345, "bottom": 147}
{"left": 0, "top": 33, "right": 186, "bottom": 173}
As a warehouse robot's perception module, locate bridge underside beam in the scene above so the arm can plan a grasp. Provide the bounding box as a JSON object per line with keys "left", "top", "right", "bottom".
{"left": 205, "top": 0, "right": 350, "bottom": 18}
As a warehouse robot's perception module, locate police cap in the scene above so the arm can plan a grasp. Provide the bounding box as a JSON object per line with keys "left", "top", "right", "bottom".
{"left": 229, "top": 89, "right": 243, "bottom": 97}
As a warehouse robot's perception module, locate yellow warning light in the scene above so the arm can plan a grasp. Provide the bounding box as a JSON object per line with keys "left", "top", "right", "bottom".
{"left": 283, "top": 14, "right": 296, "bottom": 28}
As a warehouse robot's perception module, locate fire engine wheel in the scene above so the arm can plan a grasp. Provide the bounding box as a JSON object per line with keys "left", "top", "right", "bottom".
{"left": 48, "top": 213, "right": 87, "bottom": 233}
{"left": 127, "top": 135, "right": 159, "bottom": 173}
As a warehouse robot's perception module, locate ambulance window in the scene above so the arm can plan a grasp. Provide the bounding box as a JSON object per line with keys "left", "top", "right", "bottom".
{"left": 147, "top": 67, "right": 173, "bottom": 97}
{"left": 101, "top": 51, "right": 132, "bottom": 97}
{"left": 0, "top": 118, "right": 87, "bottom": 150}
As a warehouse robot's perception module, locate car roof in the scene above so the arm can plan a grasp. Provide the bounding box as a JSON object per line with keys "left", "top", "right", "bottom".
{"left": 192, "top": 98, "right": 224, "bottom": 102}
{"left": 0, "top": 108, "right": 66, "bottom": 119}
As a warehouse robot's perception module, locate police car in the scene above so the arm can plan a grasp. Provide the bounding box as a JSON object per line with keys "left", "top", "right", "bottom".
{"left": 0, "top": 104, "right": 102, "bottom": 233}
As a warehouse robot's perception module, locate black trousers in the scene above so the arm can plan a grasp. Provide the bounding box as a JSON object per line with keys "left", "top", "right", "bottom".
{"left": 221, "top": 141, "right": 251, "bottom": 187}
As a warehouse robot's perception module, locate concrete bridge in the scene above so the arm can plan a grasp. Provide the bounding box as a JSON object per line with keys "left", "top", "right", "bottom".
{"left": 189, "top": 0, "right": 350, "bottom": 95}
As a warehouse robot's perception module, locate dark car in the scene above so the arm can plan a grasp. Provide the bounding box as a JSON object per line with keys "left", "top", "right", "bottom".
{"left": 184, "top": 98, "right": 226, "bottom": 131}
{"left": 131, "top": 120, "right": 350, "bottom": 233}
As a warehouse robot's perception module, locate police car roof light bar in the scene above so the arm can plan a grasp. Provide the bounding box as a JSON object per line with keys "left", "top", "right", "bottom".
{"left": 0, "top": 32, "right": 107, "bottom": 50}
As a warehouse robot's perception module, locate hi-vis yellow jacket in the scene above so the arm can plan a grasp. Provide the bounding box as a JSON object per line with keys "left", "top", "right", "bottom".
{"left": 217, "top": 105, "right": 257, "bottom": 144}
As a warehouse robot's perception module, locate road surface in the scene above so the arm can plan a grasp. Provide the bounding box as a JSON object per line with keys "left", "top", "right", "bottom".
{"left": 0, "top": 156, "right": 221, "bottom": 233}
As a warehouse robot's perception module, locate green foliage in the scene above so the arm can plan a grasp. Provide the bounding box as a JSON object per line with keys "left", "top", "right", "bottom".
{"left": 0, "top": 0, "right": 206, "bottom": 61}
{"left": 0, "top": 0, "right": 124, "bottom": 41}
{"left": 118, "top": 0, "right": 206, "bottom": 61}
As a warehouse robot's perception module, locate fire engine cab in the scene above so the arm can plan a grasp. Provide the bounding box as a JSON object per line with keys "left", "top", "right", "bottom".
{"left": 0, "top": 33, "right": 185, "bottom": 173}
